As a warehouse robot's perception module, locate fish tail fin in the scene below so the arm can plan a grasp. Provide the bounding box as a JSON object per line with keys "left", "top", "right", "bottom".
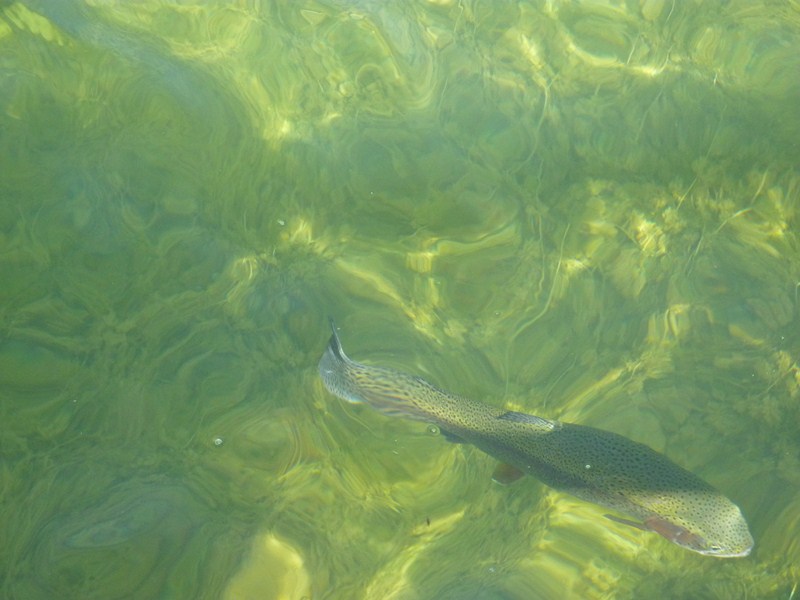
{"left": 318, "top": 322, "right": 440, "bottom": 422}
{"left": 326, "top": 317, "right": 348, "bottom": 361}
{"left": 319, "top": 319, "right": 364, "bottom": 404}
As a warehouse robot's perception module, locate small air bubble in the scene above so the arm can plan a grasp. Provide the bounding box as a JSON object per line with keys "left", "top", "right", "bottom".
{"left": 213, "top": 437, "right": 224, "bottom": 447}
{"left": 427, "top": 425, "right": 440, "bottom": 436}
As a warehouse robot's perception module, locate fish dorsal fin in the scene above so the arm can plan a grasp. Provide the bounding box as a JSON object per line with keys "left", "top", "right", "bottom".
{"left": 492, "top": 462, "right": 526, "bottom": 485}
{"left": 497, "top": 411, "right": 558, "bottom": 431}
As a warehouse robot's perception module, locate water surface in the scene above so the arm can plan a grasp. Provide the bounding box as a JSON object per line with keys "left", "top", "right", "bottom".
{"left": 1, "top": 1, "right": 799, "bottom": 598}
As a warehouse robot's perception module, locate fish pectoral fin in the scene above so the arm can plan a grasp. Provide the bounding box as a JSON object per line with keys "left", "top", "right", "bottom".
{"left": 642, "top": 516, "right": 705, "bottom": 546}
{"left": 605, "top": 515, "right": 708, "bottom": 548}
{"left": 492, "top": 462, "right": 526, "bottom": 485}
{"left": 604, "top": 514, "right": 648, "bottom": 531}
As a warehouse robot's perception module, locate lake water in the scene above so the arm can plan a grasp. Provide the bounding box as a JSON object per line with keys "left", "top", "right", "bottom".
{"left": 1, "top": 1, "right": 799, "bottom": 598}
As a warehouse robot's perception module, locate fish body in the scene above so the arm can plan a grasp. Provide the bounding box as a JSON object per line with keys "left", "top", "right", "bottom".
{"left": 319, "top": 322, "right": 754, "bottom": 557}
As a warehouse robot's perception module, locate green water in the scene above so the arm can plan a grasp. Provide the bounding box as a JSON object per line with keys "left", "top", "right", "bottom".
{"left": 0, "top": 1, "right": 798, "bottom": 598}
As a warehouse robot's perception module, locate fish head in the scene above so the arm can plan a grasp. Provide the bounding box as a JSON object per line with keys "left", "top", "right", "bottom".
{"left": 645, "top": 493, "right": 754, "bottom": 557}
{"left": 693, "top": 502, "right": 754, "bottom": 558}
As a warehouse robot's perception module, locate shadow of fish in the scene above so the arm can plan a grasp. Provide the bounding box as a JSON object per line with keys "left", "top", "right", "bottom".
{"left": 318, "top": 321, "right": 753, "bottom": 557}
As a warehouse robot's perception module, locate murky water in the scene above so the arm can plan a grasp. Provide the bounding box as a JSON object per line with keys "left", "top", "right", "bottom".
{"left": 1, "top": 1, "right": 799, "bottom": 598}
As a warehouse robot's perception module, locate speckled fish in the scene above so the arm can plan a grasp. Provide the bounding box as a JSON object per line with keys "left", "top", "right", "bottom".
{"left": 318, "top": 322, "right": 754, "bottom": 557}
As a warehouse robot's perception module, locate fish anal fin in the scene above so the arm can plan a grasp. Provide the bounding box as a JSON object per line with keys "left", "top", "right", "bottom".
{"left": 492, "top": 462, "right": 526, "bottom": 485}
{"left": 604, "top": 514, "right": 648, "bottom": 531}
{"left": 439, "top": 429, "right": 466, "bottom": 444}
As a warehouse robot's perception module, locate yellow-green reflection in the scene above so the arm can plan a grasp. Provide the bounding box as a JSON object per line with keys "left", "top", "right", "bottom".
{"left": 1, "top": 0, "right": 798, "bottom": 598}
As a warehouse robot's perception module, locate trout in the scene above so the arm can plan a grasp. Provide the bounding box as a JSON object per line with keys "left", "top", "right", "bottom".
{"left": 318, "top": 322, "right": 753, "bottom": 557}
